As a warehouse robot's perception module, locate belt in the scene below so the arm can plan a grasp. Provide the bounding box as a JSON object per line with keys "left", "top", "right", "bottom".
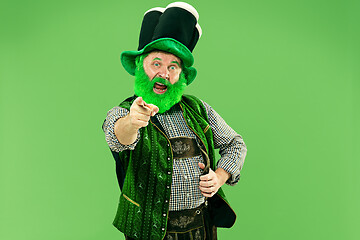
{"left": 167, "top": 203, "right": 207, "bottom": 233}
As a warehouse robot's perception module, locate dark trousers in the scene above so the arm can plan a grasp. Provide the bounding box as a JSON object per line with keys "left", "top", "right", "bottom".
{"left": 125, "top": 203, "right": 217, "bottom": 240}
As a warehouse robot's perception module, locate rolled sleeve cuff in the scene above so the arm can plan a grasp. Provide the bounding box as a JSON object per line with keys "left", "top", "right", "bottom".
{"left": 217, "top": 158, "right": 241, "bottom": 186}
{"left": 103, "top": 107, "right": 140, "bottom": 152}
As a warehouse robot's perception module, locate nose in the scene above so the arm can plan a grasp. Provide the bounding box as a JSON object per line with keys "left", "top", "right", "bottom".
{"left": 157, "top": 67, "right": 170, "bottom": 81}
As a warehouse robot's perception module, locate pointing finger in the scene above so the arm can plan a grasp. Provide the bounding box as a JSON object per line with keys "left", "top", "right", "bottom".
{"left": 146, "top": 104, "right": 159, "bottom": 116}
{"left": 134, "top": 97, "right": 146, "bottom": 107}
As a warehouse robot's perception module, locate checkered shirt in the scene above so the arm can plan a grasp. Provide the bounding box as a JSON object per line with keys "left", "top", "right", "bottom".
{"left": 102, "top": 100, "right": 247, "bottom": 211}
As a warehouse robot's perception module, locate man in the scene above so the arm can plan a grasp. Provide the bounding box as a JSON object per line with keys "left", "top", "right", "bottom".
{"left": 103, "top": 2, "right": 247, "bottom": 240}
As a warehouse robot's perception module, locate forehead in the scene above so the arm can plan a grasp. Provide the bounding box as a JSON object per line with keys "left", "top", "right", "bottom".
{"left": 144, "top": 51, "right": 181, "bottom": 63}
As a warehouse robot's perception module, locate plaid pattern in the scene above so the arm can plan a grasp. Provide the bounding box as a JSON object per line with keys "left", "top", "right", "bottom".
{"left": 103, "top": 100, "right": 247, "bottom": 211}
{"left": 103, "top": 107, "right": 139, "bottom": 152}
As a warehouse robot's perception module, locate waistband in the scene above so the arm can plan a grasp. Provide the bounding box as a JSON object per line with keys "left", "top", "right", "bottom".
{"left": 167, "top": 202, "right": 208, "bottom": 233}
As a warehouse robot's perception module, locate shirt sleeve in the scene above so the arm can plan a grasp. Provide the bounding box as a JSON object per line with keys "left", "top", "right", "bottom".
{"left": 201, "top": 100, "right": 247, "bottom": 186}
{"left": 102, "top": 106, "right": 140, "bottom": 152}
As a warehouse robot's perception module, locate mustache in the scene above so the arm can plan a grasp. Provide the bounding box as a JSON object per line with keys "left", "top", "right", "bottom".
{"left": 151, "top": 77, "right": 172, "bottom": 87}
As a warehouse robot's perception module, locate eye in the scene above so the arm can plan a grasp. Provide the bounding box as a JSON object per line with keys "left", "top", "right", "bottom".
{"left": 169, "top": 66, "right": 176, "bottom": 70}
{"left": 154, "top": 62, "right": 160, "bottom": 67}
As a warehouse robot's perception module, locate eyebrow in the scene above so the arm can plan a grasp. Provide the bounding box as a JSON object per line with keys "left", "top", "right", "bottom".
{"left": 152, "top": 58, "right": 180, "bottom": 67}
{"left": 171, "top": 61, "right": 180, "bottom": 66}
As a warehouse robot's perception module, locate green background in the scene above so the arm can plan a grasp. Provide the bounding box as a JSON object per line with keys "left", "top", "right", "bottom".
{"left": 1, "top": 0, "right": 359, "bottom": 239}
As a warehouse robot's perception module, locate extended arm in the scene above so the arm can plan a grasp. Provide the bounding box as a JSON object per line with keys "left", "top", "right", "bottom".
{"left": 103, "top": 97, "right": 159, "bottom": 151}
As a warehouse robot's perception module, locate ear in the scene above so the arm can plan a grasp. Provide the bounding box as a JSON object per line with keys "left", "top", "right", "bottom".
{"left": 135, "top": 55, "right": 141, "bottom": 66}
{"left": 135, "top": 52, "right": 151, "bottom": 71}
{"left": 135, "top": 55, "right": 142, "bottom": 71}
{"left": 182, "top": 67, "right": 197, "bottom": 85}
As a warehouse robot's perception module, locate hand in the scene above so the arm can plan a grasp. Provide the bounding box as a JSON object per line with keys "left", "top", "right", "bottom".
{"left": 114, "top": 97, "right": 158, "bottom": 145}
{"left": 128, "top": 97, "right": 159, "bottom": 130}
{"left": 198, "top": 162, "right": 231, "bottom": 198}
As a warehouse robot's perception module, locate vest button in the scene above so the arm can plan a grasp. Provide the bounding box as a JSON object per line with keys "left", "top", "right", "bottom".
{"left": 162, "top": 228, "right": 165, "bottom": 231}
{"left": 167, "top": 171, "right": 171, "bottom": 175}
{"left": 163, "top": 213, "right": 166, "bottom": 217}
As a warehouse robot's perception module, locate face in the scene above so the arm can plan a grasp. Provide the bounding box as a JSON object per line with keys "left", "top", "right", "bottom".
{"left": 134, "top": 51, "right": 187, "bottom": 114}
{"left": 143, "top": 51, "right": 182, "bottom": 94}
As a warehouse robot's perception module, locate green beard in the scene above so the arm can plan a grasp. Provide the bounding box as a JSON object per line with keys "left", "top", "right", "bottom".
{"left": 134, "top": 66, "right": 187, "bottom": 114}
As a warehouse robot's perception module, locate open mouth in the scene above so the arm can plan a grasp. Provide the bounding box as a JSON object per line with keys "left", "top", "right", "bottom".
{"left": 153, "top": 82, "right": 168, "bottom": 94}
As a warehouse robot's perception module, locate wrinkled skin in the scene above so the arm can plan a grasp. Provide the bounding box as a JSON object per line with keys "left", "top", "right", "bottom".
{"left": 134, "top": 51, "right": 187, "bottom": 113}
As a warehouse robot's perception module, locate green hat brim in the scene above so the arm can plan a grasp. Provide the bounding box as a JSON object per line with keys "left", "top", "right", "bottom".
{"left": 120, "top": 38, "right": 197, "bottom": 85}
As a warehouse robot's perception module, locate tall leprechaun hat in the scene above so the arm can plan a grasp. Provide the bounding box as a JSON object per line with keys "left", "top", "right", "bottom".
{"left": 120, "top": 2, "right": 202, "bottom": 85}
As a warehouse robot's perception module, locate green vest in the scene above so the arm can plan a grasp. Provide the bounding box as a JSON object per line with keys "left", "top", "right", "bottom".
{"left": 112, "top": 95, "right": 236, "bottom": 240}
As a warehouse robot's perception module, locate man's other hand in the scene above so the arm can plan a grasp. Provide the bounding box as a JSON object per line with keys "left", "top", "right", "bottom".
{"left": 198, "top": 162, "right": 231, "bottom": 198}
